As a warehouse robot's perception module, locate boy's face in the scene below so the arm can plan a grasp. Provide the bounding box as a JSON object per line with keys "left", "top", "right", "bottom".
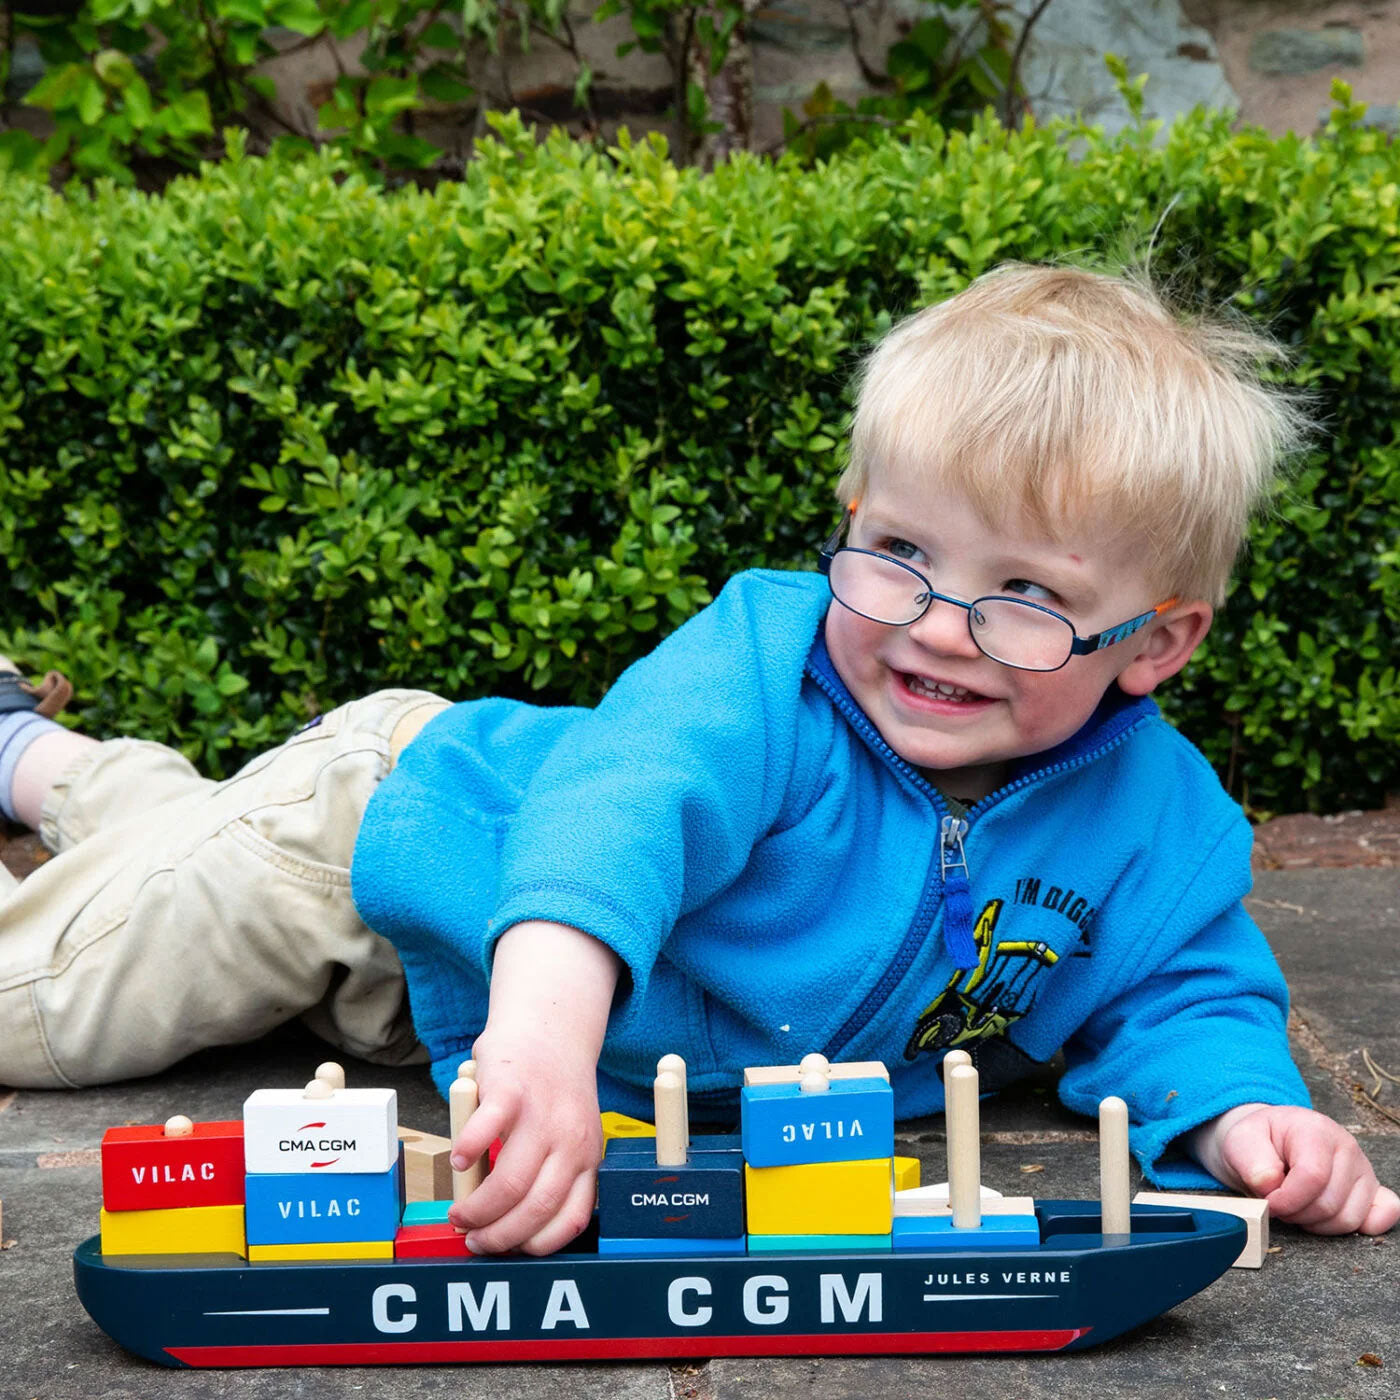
{"left": 823, "top": 468, "right": 1184, "bottom": 803}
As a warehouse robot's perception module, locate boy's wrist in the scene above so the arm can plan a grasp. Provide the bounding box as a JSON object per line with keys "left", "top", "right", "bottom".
{"left": 485, "top": 919, "right": 622, "bottom": 1057}
{"left": 1187, "top": 1102, "right": 1270, "bottom": 1189}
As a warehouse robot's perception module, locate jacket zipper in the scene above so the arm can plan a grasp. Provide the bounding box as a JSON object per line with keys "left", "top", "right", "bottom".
{"left": 808, "top": 658, "right": 1152, "bottom": 1062}
{"left": 938, "top": 815, "right": 977, "bottom": 968}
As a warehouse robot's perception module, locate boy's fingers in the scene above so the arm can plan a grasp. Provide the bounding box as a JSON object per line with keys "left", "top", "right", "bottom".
{"left": 1253, "top": 1123, "right": 1333, "bottom": 1219}
{"left": 519, "top": 1171, "right": 600, "bottom": 1257}
{"left": 451, "top": 1097, "right": 511, "bottom": 1168}
{"left": 450, "top": 1131, "right": 547, "bottom": 1232}
{"left": 1286, "top": 1168, "right": 1378, "bottom": 1234}
{"left": 462, "top": 1153, "right": 586, "bottom": 1254}
{"left": 1220, "top": 1110, "right": 1287, "bottom": 1197}
{"left": 1361, "top": 1184, "right": 1400, "bottom": 1236}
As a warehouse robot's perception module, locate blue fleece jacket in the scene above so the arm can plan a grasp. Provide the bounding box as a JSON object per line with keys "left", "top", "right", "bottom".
{"left": 350, "top": 569, "right": 1308, "bottom": 1189}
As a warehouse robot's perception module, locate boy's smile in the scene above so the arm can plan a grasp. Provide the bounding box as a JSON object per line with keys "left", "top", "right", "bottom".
{"left": 822, "top": 475, "right": 1196, "bottom": 804}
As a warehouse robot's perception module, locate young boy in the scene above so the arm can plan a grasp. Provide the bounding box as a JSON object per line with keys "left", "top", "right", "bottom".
{"left": 1, "top": 264, "right": 1394, "bottom": 1258}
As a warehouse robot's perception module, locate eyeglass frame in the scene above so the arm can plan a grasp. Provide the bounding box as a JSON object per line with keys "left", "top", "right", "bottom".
{"left": 817, "top": 504, "right": 1180, "bottom": 674}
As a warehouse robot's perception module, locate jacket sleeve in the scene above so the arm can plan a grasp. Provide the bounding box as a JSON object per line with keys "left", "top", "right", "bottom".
{"left": 481, "top": 571, "right": 816, "bottom": 1030}
{"left": 1055, "top": 816, "right": 1310, "bottom": 1190}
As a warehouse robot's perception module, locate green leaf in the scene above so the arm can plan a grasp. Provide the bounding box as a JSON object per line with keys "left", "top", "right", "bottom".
{"left": 160, "top": 88, "right": 213, "bottom": 138}
{"left": 328, "top": 0, "right": 374, "bottom": 38}
{"left": 94, "top": 49, "right": 138, "bottom": 87}
{"left": 219, "top": 0, "right": 271, "bottom": 25}
{"left": 419, "top": 67, "right": 474, "bottom": 104}
{"left": 419, "top": 20, "right": 460, "bottom": 51}
{"left": 364, "top": 75, "right": 420, "bottom": 119}
{"left": 122, "top": 73, "right": 155, "bottom": 126}
{"left": 25, "top": 63, "right": 86, "bottom": 114}
{"left": 269, "top": 0, "right": 326, "bottom": 37}
{"left": 378, "top": 131, "right": 443, "bottom": 169}
{"left": 0, "top": 129, "right": 47, "bottom": 173}
{"left": 77, "top": 73, "right": 106, "bottom": 126}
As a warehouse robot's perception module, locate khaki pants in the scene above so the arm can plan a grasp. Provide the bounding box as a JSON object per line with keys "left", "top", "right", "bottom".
{"left": 0, "top": 690, "right": 450, "bottom": 1089}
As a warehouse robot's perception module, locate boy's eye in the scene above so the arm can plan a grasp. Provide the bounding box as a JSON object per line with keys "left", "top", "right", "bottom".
{"left": 881, "top": 538, "right": 922, "bottom": 561}
{"left": 1001, "top": 578, "right": 1057, "bottom": 603}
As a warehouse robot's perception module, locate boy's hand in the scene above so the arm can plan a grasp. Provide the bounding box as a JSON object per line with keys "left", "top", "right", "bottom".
{"left": 445, "top": 919, "right": 621, "bottom": 1255}
{"left": 447, "top": 1026, "right": 604, "bottom": 1255}
{"left": 1201, "top": 1103, "right": 1400, "bottom": 1235}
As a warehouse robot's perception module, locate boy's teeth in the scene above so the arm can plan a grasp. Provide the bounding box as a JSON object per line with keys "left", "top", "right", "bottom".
{"left": 908, "top": 676, "right": 972, "bottom": 700}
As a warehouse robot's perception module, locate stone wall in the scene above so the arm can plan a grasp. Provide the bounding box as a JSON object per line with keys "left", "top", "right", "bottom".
{"left": 5, "top": 0, "right": 1399, "bottom": 164}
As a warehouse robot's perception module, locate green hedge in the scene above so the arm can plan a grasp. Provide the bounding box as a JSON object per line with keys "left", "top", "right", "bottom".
{"left": 2, "top": 98, "right": 1398, "bottom": 813}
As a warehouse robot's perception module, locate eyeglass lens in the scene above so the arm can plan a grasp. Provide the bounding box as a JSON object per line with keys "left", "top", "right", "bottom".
{"left": 827, "top": 550, "right": 1074, "bottom": 672}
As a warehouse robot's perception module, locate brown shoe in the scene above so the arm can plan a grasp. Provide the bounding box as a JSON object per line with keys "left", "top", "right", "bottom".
{"left": 2, "top": 670, "right": 75, "bottom": 718}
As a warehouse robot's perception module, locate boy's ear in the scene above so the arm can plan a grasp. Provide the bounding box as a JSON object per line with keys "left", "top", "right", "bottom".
{"left": 1115, "top": 600, "right": 1214, "bottom": 696}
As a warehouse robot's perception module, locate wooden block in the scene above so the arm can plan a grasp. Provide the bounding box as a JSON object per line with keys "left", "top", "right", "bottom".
{"left": 894, "top": 1194, "right": 1036, "bottom": 1219}
{"left": 394, "top": 1222, "right": 474, "bottom": 1259}
{"left": 946, "top": 1063, "right": 980, "bottom": 1229}
{"left": 741, "top": 1077, "right": 894, "bottom": 1168}
{"left": 314, "top": 1062, "right": 346, "bottom": 1090}
{"left": 745, "top": 1158, "right": 893, "bottom": 1236}
{"left": 897, "top": 1182, "right": 1002, "bottom": 1202}
{"left": 747, "top": 1233, "right": 891, "bottom": 1252}
{"left": 656, "top": 1054, "right": 690, "bottom": 1152}
{"left": 1133, "top": 1191, "right": 1269, "bottom": 1268}
{"left": 249, "top": 1239, "right": 394, "bottom": 1262}
{"left": 605, "top": 1132, "right": 741, "bottom": 1159}
{"left": 401, "top": 1199, "right": 452, "bottom": 1226}
{"left": 893, "top": 1156, "right": 921, "bottom": 1192}
{"left": 743, "top": 1061, "right": 890, "bottom": 1087}
{"left": 396, "top": 1126, "right": 453, "bottom": 1203}
{"left": 449, "top": 1074, "right": 487, "bottom": 1201}
{"left": 1099, "top": 1097, "right": 1131, "bottom": 1237}
{"left": 101, "top": 1120, "right": 245, "bottom": 1212}
{"left": 598, "top": 1148, "right": 744, "bottom": 1241}
{"left": 600, "top": 1112, "right": 656, "bottom": 1144}
{"left": 244, "top": 1164, "right": 401, "bottom": 1246}
{"left": 892, "top": 1214, "right": 1040, "bottom": 1250}
{"left": 653, "top": 1069, "right": 688, "bottom": 1166}
{"left": 100, "top": 1203, "right": 246, "bottom": 1258}
{"left": 597, "top": 1235, "right": 745, "bottom": 1256}
{"left": 243, "top": 1087, "right": 397, "bottom": 1175}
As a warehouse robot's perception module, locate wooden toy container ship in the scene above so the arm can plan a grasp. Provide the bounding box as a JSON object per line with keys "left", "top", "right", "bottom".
{"left": 73, "top": 1054, "right": 1252, "bottom": 1367}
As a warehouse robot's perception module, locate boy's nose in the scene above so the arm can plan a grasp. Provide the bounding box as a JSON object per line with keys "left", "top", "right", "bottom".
{"left": 907, "top": 597, "right": 983, "bottom": 660}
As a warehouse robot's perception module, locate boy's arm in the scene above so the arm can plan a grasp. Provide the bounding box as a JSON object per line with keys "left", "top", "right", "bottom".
{"left": 1189, "top": 1103, "right": 1399, "bottom": 1235}
{"left": 1057, "top": 868, "right": 1397, "bottom": 1234}
{"left": 481, "top": 572, "right": 814, "bottom": 1034}
{"left": 446, "top": 919, "right": 621, "bottom": 1255}
{"left": 1056, "top": 890, "right": 1310, "bottom": 1183}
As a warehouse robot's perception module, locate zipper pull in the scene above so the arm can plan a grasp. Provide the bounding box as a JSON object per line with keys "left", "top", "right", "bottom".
{"left": 938, "top": 816, "right": 978, "bottom": 970}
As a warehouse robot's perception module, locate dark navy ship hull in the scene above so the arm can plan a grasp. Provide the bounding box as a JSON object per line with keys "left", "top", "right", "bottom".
{"left": 73, "top": 1202, "right": 1244, "bottom": 1367}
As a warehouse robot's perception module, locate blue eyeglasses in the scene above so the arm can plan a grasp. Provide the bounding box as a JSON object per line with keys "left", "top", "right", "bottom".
{"left": 818, "top": 507, "right": 1178, "bottom": 673}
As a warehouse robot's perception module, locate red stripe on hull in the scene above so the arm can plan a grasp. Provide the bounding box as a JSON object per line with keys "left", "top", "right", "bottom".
{"left": 167, "top": 1328, "right": 1090, "bottom": 1366}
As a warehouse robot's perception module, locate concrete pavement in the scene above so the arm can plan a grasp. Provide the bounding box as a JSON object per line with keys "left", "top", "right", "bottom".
{"left": 2, "top": 868, "right": 1396, "bottom": 1399}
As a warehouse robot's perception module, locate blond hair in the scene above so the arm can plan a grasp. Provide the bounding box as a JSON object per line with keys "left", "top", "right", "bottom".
{"left": 838, "top": 263, "right": 1313, "bottom": 605}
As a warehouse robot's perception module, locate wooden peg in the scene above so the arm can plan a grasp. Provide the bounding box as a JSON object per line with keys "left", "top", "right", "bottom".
{"left": 162, "top": 1115, "right": 194, "bottom": 1138}
{"left": 657, "top": 1053, "right": 689, "bottom": 1148}
{"left": 1099, "top": 1096, "right": 1131, "bottom": 1239}
{"left": 303, "top": 1078, "right": 334, "bottom": 1099}
{"left": 449, "top": 1074, "right": 487, "bottom": 1204}
{"left": 653, "top": 1070, "right": 687, "bottom": 1167}
{"left": 458, "top": 1059, "right": 477, "bottom": 1080}
{"left": 941, "top": 1049, "right": 972, "bottom": 1082}
{"left": 314, "top": 1062, "right": 346, "bottom": 1090}
{"left": 946, "top": 1063, "right": 981, "bottom": 1229}
{"left": 798, "top": 1052, "right": 830, "bottom": 1078}
{"left": 799, "top": 1070, "right": 831, "bottom": 1094}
